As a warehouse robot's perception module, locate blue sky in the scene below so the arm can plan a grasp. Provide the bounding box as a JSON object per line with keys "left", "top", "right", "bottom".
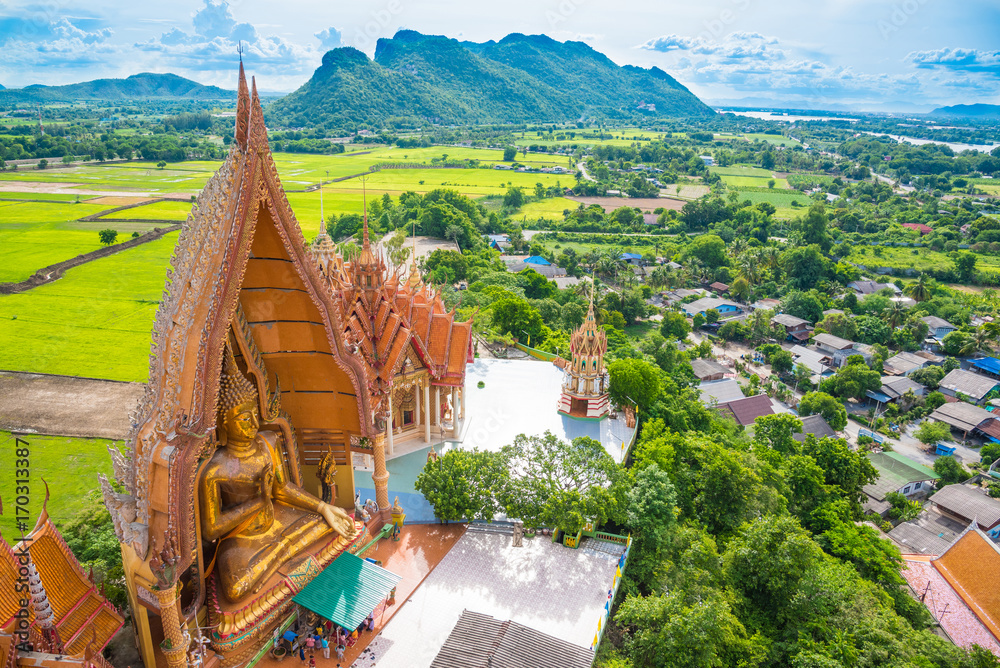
{"left": 0, "top": 0, "right": 997, "bottom": 111}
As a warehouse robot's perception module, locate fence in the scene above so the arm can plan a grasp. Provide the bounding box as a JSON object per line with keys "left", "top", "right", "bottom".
{"left": 513, "top": 342, "right": 560, "bottom": 362}
{"left": 591, "top": 534, "right": 632, "bottom": 654}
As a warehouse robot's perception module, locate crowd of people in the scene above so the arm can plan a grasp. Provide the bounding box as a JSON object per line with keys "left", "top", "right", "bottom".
{"left": 279, "top": 612, "right": 380, "bottom": 668}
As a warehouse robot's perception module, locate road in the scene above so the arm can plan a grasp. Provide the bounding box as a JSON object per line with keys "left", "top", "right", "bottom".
{"left": 577, "top": 161, "right": 594, "bottom": 182}
{"left": 843, "top": 416, "right": 980, "bottom": 468}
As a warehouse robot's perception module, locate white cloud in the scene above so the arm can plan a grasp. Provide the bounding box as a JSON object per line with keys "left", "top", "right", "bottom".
{"left": 906, "top": 48, "right": 1000, "bottom": 75}
{"left": 134, "top": 0, "right": 318, "bottom": 76}
{"left": 315, "top": 27, "right": 343, "bottom": 51}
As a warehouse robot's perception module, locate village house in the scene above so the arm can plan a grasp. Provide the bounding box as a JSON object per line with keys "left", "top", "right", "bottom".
{"left": 691, "top": 357, "right": 730, "bottom": 382}
{"left": 698, "top": 378, "right": 744, "bottom": 406}
{"left": 717, "top": 394, "right": 775, "bottom": 427}
{"left": 847, "top": 280, "right": 901, "bottom": 296}
{"left": 928, "top": 484, "right": 1000, "bottom": 538}
{"left": 863, "top": 451, "right": 940, "bottom": 515}
{"left": 682, "top": 297, "right": 743, "bottom": 318}
{"left": 871, "top": 375, "right": 927, "bottom": 405}
{"left": 938, "top": 368, "right": 1000, "bottom": 405}
{"left": 929, "top": 401, "right": 1000, "bottom": 441}
{"left": 921, "top": 315, "right": 958, "bottom": 342}
{"left": 883, "top": 350, "right": 943, "bottom": 376}
{"left": 771, "top": 313, "right": 813, "bottom": 342}
{"left": 812, "top": 332, "right": 856, "bottom": 356}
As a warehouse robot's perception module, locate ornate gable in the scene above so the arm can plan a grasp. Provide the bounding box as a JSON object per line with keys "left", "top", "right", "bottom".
{"left": 101, "top": 62, "right": 368, "bottom": 578}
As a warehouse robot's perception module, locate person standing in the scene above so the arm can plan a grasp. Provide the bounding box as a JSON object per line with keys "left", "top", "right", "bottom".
{"left": 322, "top": 638, "right": 330, "bottom": 660}
{"left": 336, "top": 644, "right": 345, "bottom": 661}
{"left": 298, "top": 646, "right": 306, "bottom": 665}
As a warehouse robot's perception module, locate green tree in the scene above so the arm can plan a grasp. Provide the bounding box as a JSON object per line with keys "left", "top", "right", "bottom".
{"left": 817, "top": 312, "right": 858, "bottom": 340}
{"left": 705, "top": 308, "right": 721, "bottom": 324}
{"left": 911, "top": 365, "right": 946, "bottom": 389}
{"left": 781, "top": 290, "right": 824, "bottom": 323}
{"left": 626, "top": 464, "right": 678, "bottom": 593}
{"left": 98, "top": 228, "right": 118, "bottom": 245}
{"left": 60, "top": 494, "right": 129, "bottom": 611}
{"left": 683, "top": 234, "right": 728, "bottom": 269}
{"left": 885, "top": 491, "right": 922, "bottom": 521}
{"left": 914, "top": 420, "right": 951, "bottom": 446}
{"left": 904, "top": 274, "right": 934, "bottom": 302}
{"left": 616, "top": 592, "right": 763, "bottom": 668}
{"left": 503, "top": 185, "right": 525, "bottom": 209}
{"left": 820, "top": 358, "right": 881, "bottom": 400}
{"left": 934, "top": 456, "right": 970, "bottom": 485}
{"left": 770, "top": 349, "right": 794, "bottom": 374}
{"left": 799, "top": 203, "right": 833, "bottom": 252}
{"left": 784, "top": 245, "right": 829, "bottom": 290}
{"left": 798, "top": 391, "right": 848, "bottom": 430}
{"left": 502, "top": 146, "right": 517, "bottom": 161}
{"left": 953, "top": 251, "right": 978, "bottom": 282}
{"left": 501, "top": 432, "right": 626, "bottom": 533}
{"left": 491, "top": 295, "right": 543, "bottom": 343}
{"left": 415, "top": 449, "right": 508, "bottom": 522}
{"left": 660, "top": 311, "right": 691, "bottom": 340}
{"left": 856, "top": 315, "right": 891, "bottom": 345}
{"left": 942, "top": 330, "right": 975, "bottom": 356}
{"left": 560, "top": 302, "right": 584, "bottom": 330}
{"left": 608, "top": 358, "right": 662, "bottom": 411}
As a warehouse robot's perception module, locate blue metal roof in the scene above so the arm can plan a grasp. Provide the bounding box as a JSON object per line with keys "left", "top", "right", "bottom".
{"left": 621, "top": 252, "right": 642, "bottom": 260}
{"left": 293, "top": 552, "right": 401, "bottom": 631}
{"left": 866, "top": 390, "right": 893, "bottom": 403}
{"left": 972, "top": 357, "right": 1000, "bottom": 375}
{"left": 523, "top": 256, "right": 551, "bottom": 265}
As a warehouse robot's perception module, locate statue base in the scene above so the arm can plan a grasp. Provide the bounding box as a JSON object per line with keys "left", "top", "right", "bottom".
{"left": 206, "top": 520, "right": 366, "bottom": 666}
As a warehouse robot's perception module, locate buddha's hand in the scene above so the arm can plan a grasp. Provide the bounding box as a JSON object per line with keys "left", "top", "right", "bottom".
{"left": 318, "top": 502, "right": 355, "bottom": 536}
{"left": 260, "top": 465, "right": 274, "bottom": 513}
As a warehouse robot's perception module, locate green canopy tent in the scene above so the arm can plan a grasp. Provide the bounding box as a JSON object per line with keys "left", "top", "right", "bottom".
{"left": 293, "top": 552, "right": 402, "bottom": 631}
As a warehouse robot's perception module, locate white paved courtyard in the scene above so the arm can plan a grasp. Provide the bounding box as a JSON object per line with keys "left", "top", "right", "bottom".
{"left": 355, "top": 531, "right": 622, "bottom": 667}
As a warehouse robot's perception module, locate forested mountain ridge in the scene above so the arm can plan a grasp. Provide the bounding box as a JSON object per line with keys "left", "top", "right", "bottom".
{"left": 0, "top": 73, "right": 235, "bottom": 103}
{"left": 265, "top": 30, "right": 713, "bottom": 131}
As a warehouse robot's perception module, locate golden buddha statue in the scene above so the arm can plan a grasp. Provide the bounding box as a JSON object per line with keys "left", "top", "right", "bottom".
{"left": 199, "top": 347, "right": 355, "bottom": 603}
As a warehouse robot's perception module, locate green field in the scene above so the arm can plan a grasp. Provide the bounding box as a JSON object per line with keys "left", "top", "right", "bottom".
{"left": 744, "top": 133, "right": 800, "bottom": 147}
{"left": 516, "top": 197, "right": 579, "bottom": 220}
{"left": 0, "top": 232, "right": 177, "bottom": 381}
{"left": 847, "top": 245, "right": 1000, "bottom": 272}
{"left": 0, "top": 431, "right": 114, "bottom": 536}
{"left": 710, "top": 165, "right": 775, "bottom": 178}
{"left": 722, "top": 176, "right": 790, "bottom": 189}
{"left": 100, "top": 199, "right": 193, "bottom": 221}
{"left": 728, "top": 189, "right": 809, "bottom": 208}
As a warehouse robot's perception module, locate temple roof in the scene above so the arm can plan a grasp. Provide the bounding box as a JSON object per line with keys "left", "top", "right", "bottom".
{"left": 0, "top": 503, "right": 123, "bottom": 662}
{"left": 931, "top": 523, "right": 1000, "bottom": 643}
{"left": 569, "top": 295, "right": 606, "bottom": 361}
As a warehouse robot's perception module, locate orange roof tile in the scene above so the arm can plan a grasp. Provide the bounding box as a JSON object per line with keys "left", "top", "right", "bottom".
{"left": 932, "top": 527, "right": 1000, "bottom": 643}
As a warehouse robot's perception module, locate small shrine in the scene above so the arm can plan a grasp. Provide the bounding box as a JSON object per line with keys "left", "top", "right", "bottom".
{"left": 555, "top": 292, "right": 609, "bottom": 420}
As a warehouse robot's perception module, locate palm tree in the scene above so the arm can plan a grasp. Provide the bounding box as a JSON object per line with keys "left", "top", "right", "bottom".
{"left": 729, "top": 237, "right": 749, "bottom": 259}
{"left": 973, "top": 327, "right": 995, "bottom": 353}
{"left": 886, "top": 301, "right": 908, "bottom": 329}
{"left": 736, "top": 251, "right": 761, "bottom": 285}
{"left": 904, "top": 273, "right": 933, "bottom": 302}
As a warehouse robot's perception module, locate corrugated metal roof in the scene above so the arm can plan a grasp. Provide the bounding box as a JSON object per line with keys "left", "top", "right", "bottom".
{"left": 972, "top": 357, "right": 1000, "bottom": 376}
{"left": 863, "top": 451, "right": 939, "bottom": 500}
{"left": 293, "top": 553, "right": 401, "bottom": 631}
{"left": 930, "top": 485, "right": 1000, "bottom": 528}
{"left": 430, "top": 610, "right": 594, "bottom": 668}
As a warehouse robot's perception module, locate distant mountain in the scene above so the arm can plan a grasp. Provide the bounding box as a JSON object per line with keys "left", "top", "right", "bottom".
{"left": 930, "top": 103, "right": 1000, "bottom": 118}
{"left": 266, "top": 31, "right": 712, "bottom": 130}
{"left": 0, "top": 73, "right": 234, "bottom": 103}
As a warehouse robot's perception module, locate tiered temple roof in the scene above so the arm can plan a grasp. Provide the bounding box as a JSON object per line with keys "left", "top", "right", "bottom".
{"left": 315, "top": 222, "right": 473, "bottom": 394}
{"left": 0, "top": 502, "right": 123, "bottom": 668}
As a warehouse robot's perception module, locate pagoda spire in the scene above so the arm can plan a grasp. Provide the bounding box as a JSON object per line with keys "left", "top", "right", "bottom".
{"left": 27, "top": 556, "right": 63, "bottom": 652}
{"left": 234, "top": 57, "right": 250, "bottom": 151}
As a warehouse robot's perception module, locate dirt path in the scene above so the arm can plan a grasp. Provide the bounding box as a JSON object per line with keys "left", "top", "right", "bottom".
{"left": 0, "top": 371, "right": 144, "bottom": 439}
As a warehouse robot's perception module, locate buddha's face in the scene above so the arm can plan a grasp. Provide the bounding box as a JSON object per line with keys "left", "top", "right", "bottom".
{"left": 223, "top": 400, "right": 259, "bottom": 444}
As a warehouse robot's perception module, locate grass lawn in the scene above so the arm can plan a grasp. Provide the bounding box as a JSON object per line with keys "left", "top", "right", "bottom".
{"left": 624, "top": 321, "right": 658, "bottom": 340}
{"left": 0, "top": 430, "right": 113, "bottom": 536}
{"left": 326, "top": 167, "right": 571, "bottom": 198}
{"left": 0, "top": 232, "right": 177, "bottom": 381}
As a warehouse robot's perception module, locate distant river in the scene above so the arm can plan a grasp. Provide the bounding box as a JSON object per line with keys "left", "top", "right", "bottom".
{"left": 719, "top": 110, "right": 860, "bottom": 123}
{"left": 861, "top": 131, "right": 999, "bottom": 155}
